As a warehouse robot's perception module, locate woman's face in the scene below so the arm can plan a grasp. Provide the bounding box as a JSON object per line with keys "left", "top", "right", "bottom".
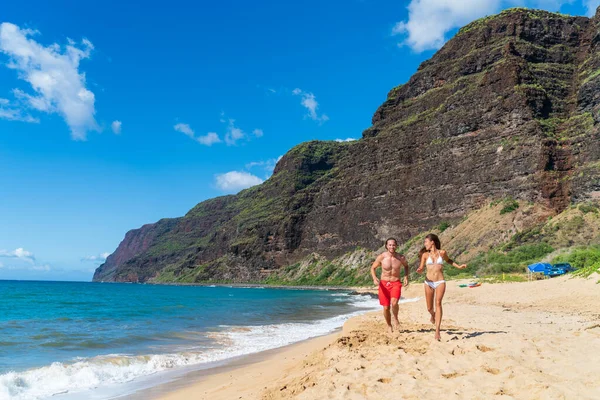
{"left": 424, "top": 237, "right": 433, "bottom": 250}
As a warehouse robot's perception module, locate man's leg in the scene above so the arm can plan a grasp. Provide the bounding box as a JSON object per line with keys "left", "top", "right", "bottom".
{"left": 383, "top": 306, "right": 393, "bottom": 334}
{"left": 379, "top": 282, "right": 393, "bottom": 333}
{"left": 391, "top": 297, "right": 400, "bottom": 330}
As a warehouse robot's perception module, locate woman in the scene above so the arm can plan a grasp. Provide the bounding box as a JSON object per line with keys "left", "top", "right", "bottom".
{"left": 416, "top": 233, "right": 467, "bottom": 341}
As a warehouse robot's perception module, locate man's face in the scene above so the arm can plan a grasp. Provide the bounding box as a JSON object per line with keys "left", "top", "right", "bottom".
{"left": 386, "top": 240, "right": 397, "bottom": 253}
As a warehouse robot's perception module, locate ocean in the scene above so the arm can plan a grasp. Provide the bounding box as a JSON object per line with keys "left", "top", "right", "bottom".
{"left": 0, "top": 280, "right": 384, "bottom": 399}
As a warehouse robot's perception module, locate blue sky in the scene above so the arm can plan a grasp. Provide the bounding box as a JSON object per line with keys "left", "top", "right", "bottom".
{"left": 1, "top": 0, "right": 597, "bottom": 281}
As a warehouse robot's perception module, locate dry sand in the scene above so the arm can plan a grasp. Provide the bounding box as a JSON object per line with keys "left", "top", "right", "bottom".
{"left": 151, "top": 275, "right": 600, "bottom": 400}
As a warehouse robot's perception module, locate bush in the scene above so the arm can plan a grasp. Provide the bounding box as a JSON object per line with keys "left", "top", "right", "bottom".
{"left": 438, "top": 221, "right": 450, "bottom": 232}
{"left": 553, "top": 246, "right": 600, "bottom": 277}
{"left": 461, "top": 242, "right": 554, "bottom": 275}
{"left": 578, "top": 202, "right": 599, "bottom": 214}
{"left": 500, "top": 198, "right": 520, "bottom": 215}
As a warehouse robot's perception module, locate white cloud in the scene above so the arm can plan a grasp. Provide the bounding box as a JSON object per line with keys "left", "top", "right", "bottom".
{"left": 215, "top": 171, "right": 264, "bottom": 192}
{"left": 584, "top": 0, "right": 600, "bottom": 15}
{"left": 197, "top": 132, "right": 221, "bottom": 146}
{"left": 246, "top": 156, "right": 281, "bottom": 173}
{"left": 174, "top": 122, "right": 195, "bottom": 137}
{"left": 176, "top": 115, "right": 259, "bottom": 147}
{"left": 252, "top": 128, "right": 264, "bottom": 138}
{"left": 335, "top": 138, "right": 357, "bottom": 142}
{"left": 173, "top": 124, "right": 221, "bottom": 146}
{"left": 393, "top": 1, "right": 577, "bottom": 52}
{"left": 175, "top": 123, "right": 222, "bottom": 146}
{"left": 0, "top": 22, "right": 98, "bottom": 140}
{"left": 81, "top": 252, "right": 110, "bottom": 262}
{"left": 292, "top": 88, "right": 329, "bottom": 123}
{"left": 31, "top": 264, "right": 51, "bottom": 271}
{"left": 245, "top": 155, "right": 283, "bottom": 179}
{"left": 111, "top": 120, "right": 122, "bottom": 134}
{"left": 245, "top": 161, "right": 267, "bottom": 169}
{"left": 0, "top": 247, "right": 35, "bottom": 263}
{"left": 0, "top": 105, "right": 39, "bottom": 122}
{"left": 224, "top": 119, "right": 246, "bottom": 146}
{"left": 0, "top": 96, "right": 39, "bottom": 122}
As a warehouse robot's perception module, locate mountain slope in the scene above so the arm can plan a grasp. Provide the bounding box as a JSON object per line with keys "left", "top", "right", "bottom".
{"left": 94, "top": 8, "right": 600, "bottom": 283}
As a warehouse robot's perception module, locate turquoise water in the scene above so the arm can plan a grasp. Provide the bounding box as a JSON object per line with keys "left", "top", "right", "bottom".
{"left": 0, "top": 281, "right": 380, "bottom": 399}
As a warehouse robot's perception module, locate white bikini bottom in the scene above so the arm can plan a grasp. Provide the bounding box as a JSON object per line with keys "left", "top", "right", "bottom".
{"left": 424, "top": 280, "right": 446, "bottom": 289}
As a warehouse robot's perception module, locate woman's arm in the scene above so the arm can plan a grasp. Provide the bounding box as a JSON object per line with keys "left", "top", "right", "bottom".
{"left": 441, "top": 250, "right": 467, "bottom": 269}
{"left": 416, "top": 253, "right": 427, "bottom": 274}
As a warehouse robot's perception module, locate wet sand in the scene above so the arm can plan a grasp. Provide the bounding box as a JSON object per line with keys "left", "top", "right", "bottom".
{"left": 136, "top": 274, "right": 600, "bottom": 400}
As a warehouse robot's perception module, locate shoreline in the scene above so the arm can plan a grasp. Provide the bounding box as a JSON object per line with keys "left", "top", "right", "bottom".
{"left": 120, "top": 329, "right": 345, "bottom": 400}
{"left": 117, "top": 289, "right": 394, "bottom": 400}
{"left": 136, "top": 275, "right": 600, "bottom": 400}
{"left": 1, "top": 283, "right": 380, "bottom": 400}
{"left": 96, "top": 280, "right": 378, "bottom": 293}
{"left": 120, "top": 284, "right": 423, "bottom": 400}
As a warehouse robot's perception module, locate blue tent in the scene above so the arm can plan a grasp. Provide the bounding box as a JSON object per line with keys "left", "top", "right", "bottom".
{"left": 527, "top": 262, "right": 552, "bottom": 273}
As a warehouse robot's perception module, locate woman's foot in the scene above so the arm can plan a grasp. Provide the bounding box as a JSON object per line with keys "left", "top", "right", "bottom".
{"left": 434, "top": 331, "right": 441, "bottom": 341}
{"left": 430, "top": 313, "right": 435, "bottom": 324}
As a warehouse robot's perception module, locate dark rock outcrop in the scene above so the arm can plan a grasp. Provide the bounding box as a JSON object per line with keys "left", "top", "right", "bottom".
{"left": 94, "top": 8, "right": 600, "bottom": 283}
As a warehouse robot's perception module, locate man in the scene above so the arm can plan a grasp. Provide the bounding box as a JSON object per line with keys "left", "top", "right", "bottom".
{"left": 370, "top": 238, "right": 409, "bottom": 334}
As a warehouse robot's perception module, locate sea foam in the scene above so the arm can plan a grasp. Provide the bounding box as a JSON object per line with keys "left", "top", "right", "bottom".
{"left": 0, "top": 293, "right": 402, "bottom": 400}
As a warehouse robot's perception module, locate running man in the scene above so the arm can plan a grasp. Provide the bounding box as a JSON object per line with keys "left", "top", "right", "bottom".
{"left": 370, "top": 238, "right": 409, "bottom": 334}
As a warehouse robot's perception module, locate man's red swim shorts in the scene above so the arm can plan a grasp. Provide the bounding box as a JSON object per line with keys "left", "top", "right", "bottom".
{"left": 378, "top": 280, "right": 402, "bottom": 306}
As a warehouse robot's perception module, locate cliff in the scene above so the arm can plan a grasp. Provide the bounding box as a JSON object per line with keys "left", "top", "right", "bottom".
{"left": 94, "top": 8, "right": 600, "bottom": 283}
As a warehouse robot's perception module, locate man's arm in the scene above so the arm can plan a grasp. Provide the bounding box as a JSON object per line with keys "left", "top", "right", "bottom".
{"left": 370, "top": 255, "right": 382, "bottom": 285}
{"left": 401, "top": 255, "right": 409, "bottom": 286}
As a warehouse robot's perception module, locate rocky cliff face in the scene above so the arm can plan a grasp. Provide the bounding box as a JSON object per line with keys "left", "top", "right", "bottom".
{"left": 94, "top": 8, "right": 600, "bottom": 283}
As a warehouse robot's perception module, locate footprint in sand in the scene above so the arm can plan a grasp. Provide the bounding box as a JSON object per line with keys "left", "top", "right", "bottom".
{"left": 441, "top": 372, "right": 462, "bottom": 379}
{"left": 476, "top": 345, "right": 495, "bottom": 352}
{"left": 450, "top": 346, "right": 467, "bottom": 355}
{"left": 377, "top": 378, "right": 391, "bottom": 384}
{"left": 483, "top": 366, "right": 500, "bottom": 375}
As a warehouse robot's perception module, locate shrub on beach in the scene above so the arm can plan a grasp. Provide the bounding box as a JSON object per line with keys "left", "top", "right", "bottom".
{"left": 553, "top": 246, "right": 600, "bottom": 278}
{"left": 449, "top": 242, "right": 555, "bottom": 276}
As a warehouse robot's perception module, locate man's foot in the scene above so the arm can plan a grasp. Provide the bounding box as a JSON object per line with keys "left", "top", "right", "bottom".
{"left": 387, "top": 325, "right": 394, "bottom": 335}
{"left": 392, "top": 318, "right": 400, "bottom": 331}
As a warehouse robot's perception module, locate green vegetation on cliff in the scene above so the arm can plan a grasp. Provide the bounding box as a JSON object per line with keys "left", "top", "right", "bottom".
{"left": 96, "top": 8, "right": 600, "bottom": 286}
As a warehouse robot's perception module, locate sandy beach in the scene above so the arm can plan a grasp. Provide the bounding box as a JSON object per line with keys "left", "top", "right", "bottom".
{"left": 148, "top": 275, "right": 600, "bottom": 400}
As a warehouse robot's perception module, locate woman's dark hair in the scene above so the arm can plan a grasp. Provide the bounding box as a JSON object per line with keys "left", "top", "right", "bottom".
{"left": 385, "top": 237, "right": 398, "bottom": 246}
{"left": 419, "top": 233, "right": 441, "bottom": 256}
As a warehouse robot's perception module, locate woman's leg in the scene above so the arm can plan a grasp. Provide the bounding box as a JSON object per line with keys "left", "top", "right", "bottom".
{"left": 434, "top": 282, "right": 446, "bottom": 341}
{"left": 424, "top": 283, "right": 435, "bottom": 324}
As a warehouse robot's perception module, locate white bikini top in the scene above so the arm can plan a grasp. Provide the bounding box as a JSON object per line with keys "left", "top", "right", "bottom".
{"left": 426, "top": 252, "right": 443, "bottom": 265}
